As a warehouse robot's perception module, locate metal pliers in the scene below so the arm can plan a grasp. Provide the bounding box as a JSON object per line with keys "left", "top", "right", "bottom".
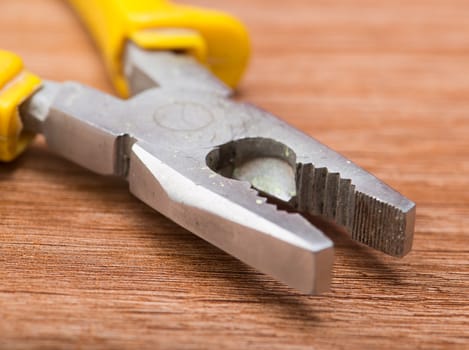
{"left": 0, "top": 0, "right": 415, "bottom": 294}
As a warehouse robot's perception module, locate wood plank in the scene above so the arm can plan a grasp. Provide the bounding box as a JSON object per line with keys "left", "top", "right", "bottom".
{"left": 0, "top": 0, "right": 467, "bottom": 349}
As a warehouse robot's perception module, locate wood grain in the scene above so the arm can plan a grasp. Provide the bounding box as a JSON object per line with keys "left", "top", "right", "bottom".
{"left": 1, "top": 0, "right": 468, "bottom": 349}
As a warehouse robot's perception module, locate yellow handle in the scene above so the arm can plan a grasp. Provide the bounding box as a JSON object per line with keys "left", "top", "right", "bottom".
{"left": 0, "top": 51, "right": 42, "bottom": 162}
{"left": 68, "top": 0, "right": 250, "bottom": 97}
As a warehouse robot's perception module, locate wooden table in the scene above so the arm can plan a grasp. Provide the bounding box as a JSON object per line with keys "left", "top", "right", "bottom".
{"left": 1, "top": 0, "right": 468, "bottom": 349}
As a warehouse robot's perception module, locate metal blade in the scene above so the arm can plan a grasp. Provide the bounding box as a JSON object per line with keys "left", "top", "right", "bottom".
{"left": 129, "top": 143, "right": 334, "bottom": 294}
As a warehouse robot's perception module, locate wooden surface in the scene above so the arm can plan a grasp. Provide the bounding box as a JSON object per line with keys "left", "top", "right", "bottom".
{"left": 1, "top": 0, "right": 468, "bottom": 349}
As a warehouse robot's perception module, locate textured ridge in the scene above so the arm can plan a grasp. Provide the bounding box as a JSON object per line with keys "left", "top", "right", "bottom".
{"left": 295, "top": 163, "right": 408, "bottom": 256}
{"left": 352, "top": 193, "right": 406, "bottom": 256}
{"left": 296, "top": 164, "right": 356, "bottom": 230}
{"left": 245, "top": 185, "right": 308, "bottom": 223}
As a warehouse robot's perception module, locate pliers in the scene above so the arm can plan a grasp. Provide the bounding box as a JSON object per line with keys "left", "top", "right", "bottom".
{"left": 0, "top": 0, "right": 415, "bottom": 294}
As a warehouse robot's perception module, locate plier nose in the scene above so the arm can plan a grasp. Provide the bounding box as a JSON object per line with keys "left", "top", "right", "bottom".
{"left": 1, "top": 0, "right": 415, "bottom": 294}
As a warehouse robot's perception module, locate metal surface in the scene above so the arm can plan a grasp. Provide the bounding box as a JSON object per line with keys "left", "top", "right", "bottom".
{"left": 20, "top": 44, "right": 415, "bottom": 294}
{"left": 124, "top": 42, "right": 231, "bottom": 97}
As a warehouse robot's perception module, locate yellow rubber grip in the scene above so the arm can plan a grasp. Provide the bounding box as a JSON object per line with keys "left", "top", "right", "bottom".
{"left": 68, "top": 0, "right": 250, "bottom": 97}
{"left": 0, "top": 51, "right": 42, "bottom": 162}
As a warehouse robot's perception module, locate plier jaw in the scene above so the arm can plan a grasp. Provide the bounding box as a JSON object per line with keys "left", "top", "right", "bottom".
{"left": 19, "top": 59, "right": 414, "bottom": 293}
{"left": 3, "top": 0, "right": 416, "bottom": 294}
